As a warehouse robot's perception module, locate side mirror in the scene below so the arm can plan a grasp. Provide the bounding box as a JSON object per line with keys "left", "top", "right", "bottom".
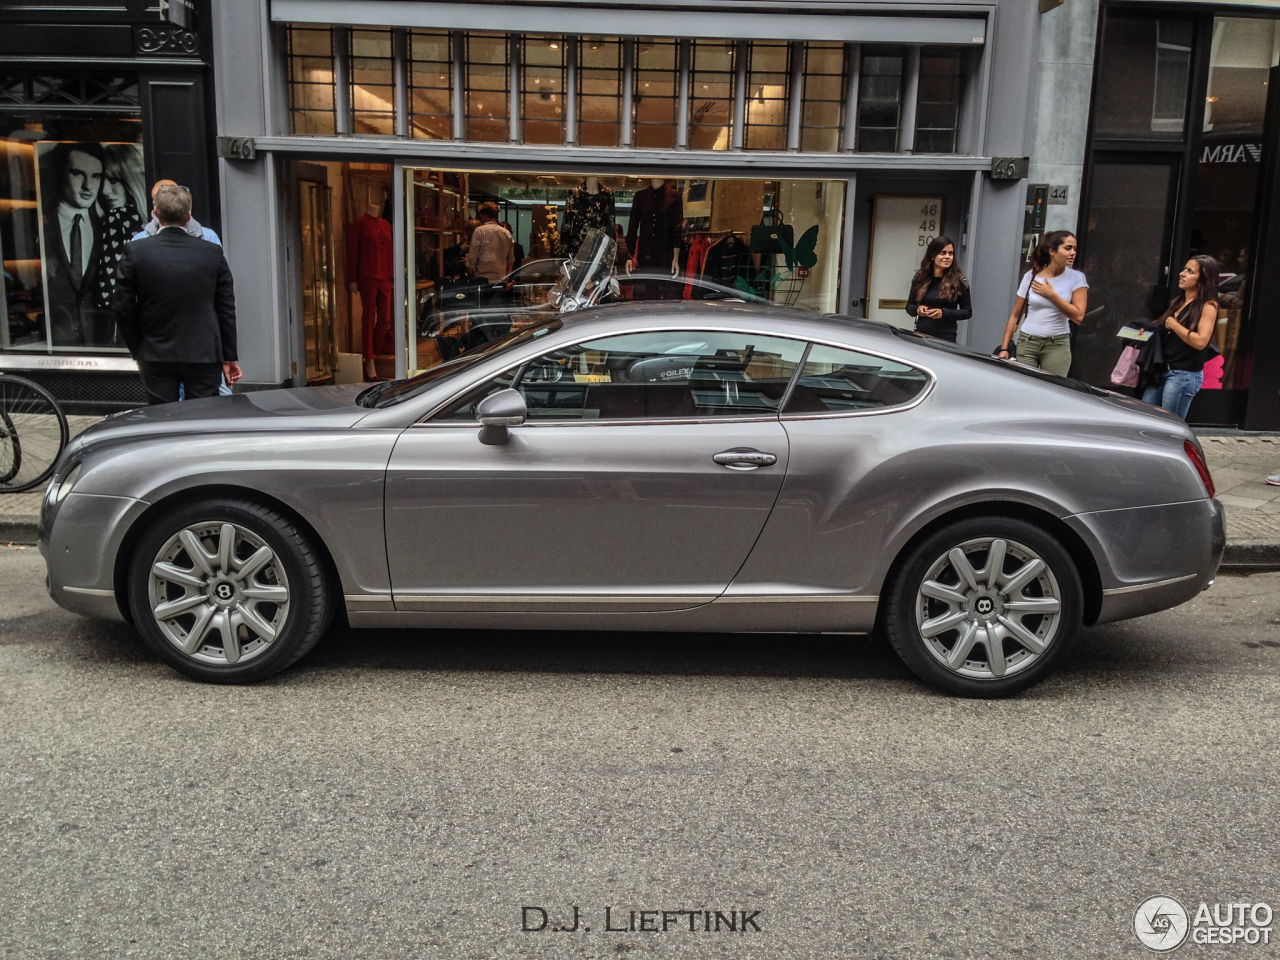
{"left": 476, "top": 388, "right": 527, "bottom": 445}
{"left": 608, "top": 276, "right": 621, "bottom": 299}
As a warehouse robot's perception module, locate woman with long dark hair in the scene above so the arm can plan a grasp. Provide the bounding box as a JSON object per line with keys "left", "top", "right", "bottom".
{"left": 1141, "top": 255, "right": 1220, "bottom": 420}
{"left": 997, "top": 230, "right": 1088, "bottom": 376}
{"left": 906, "top": 236, "right": 970, "bottom": 342}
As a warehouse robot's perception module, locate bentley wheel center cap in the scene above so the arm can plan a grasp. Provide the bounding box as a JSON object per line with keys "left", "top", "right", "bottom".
{"left": 212, "top": 580, "right": 237, "bottom": 604}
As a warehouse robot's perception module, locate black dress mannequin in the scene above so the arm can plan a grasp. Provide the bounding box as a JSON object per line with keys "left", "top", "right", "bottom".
{"left": 625, "top": 179, "right": 683, "bottom": 299}
{"left": 559, "top": 177, "right": 615, "bottom": 260}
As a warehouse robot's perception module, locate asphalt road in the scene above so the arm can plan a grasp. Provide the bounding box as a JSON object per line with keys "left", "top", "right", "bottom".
{"left": 1, "top": 544, "right": 1278, "bottom": 960}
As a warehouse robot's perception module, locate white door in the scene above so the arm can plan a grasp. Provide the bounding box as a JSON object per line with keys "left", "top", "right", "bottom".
{"left": 866, "top": 195, "right": 945, "bottom": 327}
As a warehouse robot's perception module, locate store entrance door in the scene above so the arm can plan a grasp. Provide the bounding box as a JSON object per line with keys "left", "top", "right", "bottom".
{"left": 296, "top": 168, "right": 338, "bottom": 383}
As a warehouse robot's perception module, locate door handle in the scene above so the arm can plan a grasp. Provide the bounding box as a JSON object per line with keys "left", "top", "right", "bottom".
{"left": 713, "top": 449, "right": 778, "bottom": 470}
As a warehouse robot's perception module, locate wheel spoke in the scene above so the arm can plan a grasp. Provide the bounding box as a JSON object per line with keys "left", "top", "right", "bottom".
{"left": 920, "top": 609, "right": 969, "bottom": 639}
{"left": 921, "top": 580, "right": 967, "bottom": 605}
{"left": 983, "top": 624, "right": 1007, "bottom": 677}
{"left": 217, "top": 523, "right": 236, "bottom": 574}
{"left": 946, "top": 621, "right": 980, "bottom": 669}
{"left": 236, "top": 545, "right": 274, "bottom": 581}
{"left": 215, "top": 611, "right": 239, "bottom": 664}
{"left": 237, "top": 604, "right": 278, "bottom": 642}
{"left": 152, "top": 561, "right": 205, "bottom": 590}
{"left": 180, "top": 603, "right": 217, "bottom": 654}
{"left": 242, "top": 584, "right": 288, "bottom": 603}
{"left": 178, "top": 530, "right": 215, "bottom": 576}
{"left": 1000, "top": 558, "right": 1045, "bottom": 598}
{"left": 1004, "top": 597, "right": 1061, "bottom": 615}
{"left": 948, "top": 548, "right": 980, "bottom": 592}
{"left": 984, "top": 539, "right": 1007, "bottom": 587}
{"left": 997, "top": 614, "right": 1047, "bottom": 655}
{"left": 153, "top": 592, "right": 207, "bottom": 620}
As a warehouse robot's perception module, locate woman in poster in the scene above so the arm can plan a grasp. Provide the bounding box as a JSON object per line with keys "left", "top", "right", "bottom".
{"left": 94, "top": 144, "right": 148, "bottom": 320}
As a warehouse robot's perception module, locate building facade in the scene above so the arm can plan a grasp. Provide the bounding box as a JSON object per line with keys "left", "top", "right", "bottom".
{"left": 0, "top": 0, "right": 218, "bottom": 408}
{"left": 209, "top": 0, "right": 1043, "bottom": 390}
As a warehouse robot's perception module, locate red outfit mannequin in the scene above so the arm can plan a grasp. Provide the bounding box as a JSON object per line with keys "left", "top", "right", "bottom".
{"left": 347, "top": 204, "right": 393, "bottom": 379}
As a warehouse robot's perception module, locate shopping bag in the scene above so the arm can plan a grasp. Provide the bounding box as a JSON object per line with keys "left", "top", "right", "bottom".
{"left": 1109, "top": 344, "right": 1140, "bottom": 387}
{"left": 749, "top": 211, "right": 794, "bottom": 255}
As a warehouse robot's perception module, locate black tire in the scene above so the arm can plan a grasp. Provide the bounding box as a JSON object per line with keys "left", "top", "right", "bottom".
{"left": 0, "top": 374, "right": 67, "bottom": 492}
{"left": 882, "top": 516, "right": 1083, "bottom": 698}
{"left": 128, "top": 498, "right": 332, "bottom": 683}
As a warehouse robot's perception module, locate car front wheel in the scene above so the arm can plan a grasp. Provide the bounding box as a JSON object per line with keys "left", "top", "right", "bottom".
{"left": 128, "top": 498, "right": 332, "bottom": 683}
{"left": 883, "top": 517, "right": 1083, "bottom": 697}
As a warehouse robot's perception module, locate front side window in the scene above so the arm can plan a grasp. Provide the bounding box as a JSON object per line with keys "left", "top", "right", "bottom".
{"left": 436, "top": 330, "right": 807, "bottom": 421}
{"left": 783, "top": 344, "right": 929, "bottom": 414}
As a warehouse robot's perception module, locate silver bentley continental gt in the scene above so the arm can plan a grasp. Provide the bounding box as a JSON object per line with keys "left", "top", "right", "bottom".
{"left": 39, "top": 303, "right": 1225, "bottom": 696}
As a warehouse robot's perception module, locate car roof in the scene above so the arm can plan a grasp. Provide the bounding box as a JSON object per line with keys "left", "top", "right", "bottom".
{"left": 560, "top": 298, "right": 902, "bottom": 342}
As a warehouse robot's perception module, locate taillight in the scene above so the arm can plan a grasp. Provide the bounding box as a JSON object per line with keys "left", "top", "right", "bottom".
{"left": 1184, "top": 440, "right": 1215, "bottom": 498}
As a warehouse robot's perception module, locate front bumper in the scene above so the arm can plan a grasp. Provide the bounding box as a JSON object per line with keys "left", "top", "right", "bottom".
{"left": 42, "top": 491, "right": 148, "bottom": 621}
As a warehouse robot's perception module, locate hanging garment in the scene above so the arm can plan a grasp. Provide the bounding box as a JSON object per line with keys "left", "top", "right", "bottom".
{"left": 559, "top": 185, "right": 616, "bottom": 260}
{"left": 626, "top": 184, "right": 684, "bottom": 269}
{"left": 700, "top": 235, "right": 753, "bottom": 293}
{"left": 683, "top": 235, "right": 711, "bottom": 299}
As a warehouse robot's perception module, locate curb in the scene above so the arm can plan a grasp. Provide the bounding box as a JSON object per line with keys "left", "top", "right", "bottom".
{"left": 4, "top": 518, "right": 1279, "bottom": 571}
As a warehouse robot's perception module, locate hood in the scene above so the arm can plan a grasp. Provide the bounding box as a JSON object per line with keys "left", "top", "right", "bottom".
{"left": 66, "top": 384, "right": 372, "bottom": 458}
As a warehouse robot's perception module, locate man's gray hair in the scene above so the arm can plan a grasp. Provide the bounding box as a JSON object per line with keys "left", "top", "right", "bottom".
{"left": 154, "top": 183, "right": 192, "bottom": 226}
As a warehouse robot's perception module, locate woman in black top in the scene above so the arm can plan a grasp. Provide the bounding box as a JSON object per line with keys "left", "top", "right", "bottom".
{"left": 906, "top": 235, "right": 971, "bottom": 342}
{"left": 1140, "top": 255, "right": 1220, "bottom": 420}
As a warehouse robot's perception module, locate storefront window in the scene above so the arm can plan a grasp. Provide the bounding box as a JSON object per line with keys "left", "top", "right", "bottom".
{"left": 578, "top": 37, "right": 622, "bottom": 147}
{"left": 689, "top": 41, "right": 736, "bottom": 150}
{"left": 1093, "top": 15, "right": 1195, "bottom": 141}
{"left": 800, "top": 42, "right": 847, "bottom": 153}
{"left": 350, "top": 29, "right": 395, "bottom": 136}
{"left": 1192, "top": 16, "right": 1279, "bottom": 392}
{"left": 857, "top": 46, "right": 904, "bottom": 152}
{"left": 522, "top": 36, "right": 566, "bottom": 145}
{"left": 915, "top": 48, "right": 962, "bottom": 154}
{"left": 2, "top": 109, "right": 145, "bottom": 355}
{"left": 400, "top": 169, "right": 846, "bottom": 377}
{"left": 744, "top": 41, "right": 790, "bottom": 151}
{"left": 287, "top": 25, "right": 337, "bottom": 135}
{"left": 409, "top": 30, "right": 452, "bottom": 140}
{"left": 633, "top": 40, "right": 678, "bottom": 149}
{"left": 465, "top": 33, "right": 509, "bottom": 142}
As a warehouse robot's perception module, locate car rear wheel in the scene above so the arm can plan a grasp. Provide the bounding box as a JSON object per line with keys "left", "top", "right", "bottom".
{"left": 883, "top": 517, "right": 1082, "bottom": 697}
{"left": 128, "top": 498, "right": 332, "bottom": 683}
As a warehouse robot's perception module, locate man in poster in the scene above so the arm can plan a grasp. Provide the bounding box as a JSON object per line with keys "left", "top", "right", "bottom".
{"left": 39, "top": 142, "right": 113, "bottom": 347}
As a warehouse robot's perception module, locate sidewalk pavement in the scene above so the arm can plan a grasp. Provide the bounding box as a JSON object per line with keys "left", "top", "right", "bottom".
{"left": 2, "top": 429, "right": 1278, "bottom": 568}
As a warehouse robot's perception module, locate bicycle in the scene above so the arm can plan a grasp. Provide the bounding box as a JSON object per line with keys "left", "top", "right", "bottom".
{"left": 0, "top": 372, "right": 69, "bottom": 493}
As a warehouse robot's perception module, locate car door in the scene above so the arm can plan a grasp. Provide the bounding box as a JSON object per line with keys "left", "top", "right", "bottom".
{"left": 384, "top": 329, "right": 808, "bottom": 612}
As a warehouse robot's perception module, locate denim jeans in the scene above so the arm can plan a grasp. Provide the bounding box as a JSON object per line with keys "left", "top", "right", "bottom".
{"left": 1142, "top": 368, "right": 1204, "bottom": 420}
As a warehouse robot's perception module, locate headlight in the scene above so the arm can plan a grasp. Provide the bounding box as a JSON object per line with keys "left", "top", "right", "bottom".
{"left": 54, "top": 463, "right": 81, "bottom": 502}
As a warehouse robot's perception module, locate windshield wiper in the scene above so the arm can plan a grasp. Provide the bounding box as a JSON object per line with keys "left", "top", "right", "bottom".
{"left": 355, "top": 381, "right": 397, "bottom": 407}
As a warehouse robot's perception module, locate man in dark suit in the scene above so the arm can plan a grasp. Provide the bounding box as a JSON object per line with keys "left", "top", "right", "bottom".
{"left": 113, "top": 184, "right": 242, "bottom": 404}
{"left": 43, "top": 142, "right": 112, "bottom": 347}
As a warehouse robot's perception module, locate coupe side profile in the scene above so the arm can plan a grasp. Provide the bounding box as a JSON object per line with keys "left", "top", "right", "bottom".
{"left": 40, "top": 303, "right": 1224, "bottom": 696}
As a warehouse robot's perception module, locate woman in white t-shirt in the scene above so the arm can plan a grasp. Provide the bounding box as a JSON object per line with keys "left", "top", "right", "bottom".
{"left": 997, "top": 231, "right": 1089, "bottom": 377}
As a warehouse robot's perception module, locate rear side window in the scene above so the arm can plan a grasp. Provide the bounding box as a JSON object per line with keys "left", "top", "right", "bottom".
{"left": 783, "top": 344, "right": 930, "bottom": 415}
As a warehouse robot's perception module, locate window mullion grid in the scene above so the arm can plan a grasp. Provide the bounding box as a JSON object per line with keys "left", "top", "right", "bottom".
{"left": 621, "top": 37, "right": 635, "bottom": 146}
{"left": 677, "top": 38, "right": 691, "bottom": 149}
{"left": 394, "top": 28, "right": 409, "bottom": 137}
{"left": 842, "top": 43, "right": 860, "bottom": 152}
{"left": 565, "top": 36, "right": 578, "bottom": 144}
{"left": 451, "top": 30, "right": 464, "bottom": 140}
{"left": 509, "top": 33, "right": 521, "bottom": 143}
{"left": 900, "top": 44, "right": 921, "bottom": 153}
{"left": 732, "top": 39, "right": 748, "bottom": 150}
{"left": 787, "top": 40, "right": 803, "bottom": 151}
{"left": 333, "top": 25, "right": 351, "bottom": 135}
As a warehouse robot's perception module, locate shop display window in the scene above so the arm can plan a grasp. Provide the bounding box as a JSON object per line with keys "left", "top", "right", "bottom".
{"left": 350, "top": 29, "right": 396, "bottom": 136}
{"left": 409, "top": 30, "right": 453, "bottom": 140}
{"left": 522, "top": 36, "right": 567, "bottom": 145}
{"left": 744, "top": 41, "right": 791, "bottom": 151}
{"left": 1093, "top": 15, "right": 1195, "bottom": 141}
{"left": 633, "top": 40, "right": 679, "bottom": 149}
{"left": 915, "top": 48, "right": 962, "bottom": 154}
{"left": 2, "top": 111, "right": 145, "bottom": 355}
{"left": 577, "top": 37, "right": 622, "bottom": 148}
{"left": 287, "top": 25, "right": 337, "bottom": 135}
{"left": 800, "top": 42, "right": 847, "bottom": 153}
{"left": 689, "top": 41, "right": 736, "bottom": 150}
{"left": 857, "top": 46, "right": 905, "bottom": 152}
{"left": 465, "top": 33, "right": 509, "bottom": 142}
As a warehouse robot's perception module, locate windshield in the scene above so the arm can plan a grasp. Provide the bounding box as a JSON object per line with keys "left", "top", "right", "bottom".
{"left": 359, "top": 318, "right": 563, "bottom": 408}
{"left": 888, "top": 326, "right": 1116, "bottom": 399}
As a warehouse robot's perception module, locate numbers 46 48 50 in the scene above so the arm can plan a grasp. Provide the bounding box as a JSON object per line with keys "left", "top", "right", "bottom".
{"left": 918, "top": 203, "right": 939, "bottom": 247}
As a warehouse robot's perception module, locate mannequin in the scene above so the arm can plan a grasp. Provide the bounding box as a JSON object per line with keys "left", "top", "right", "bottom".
{"left": 347, "top": 201, "right": 393, "bottom": 380}
{"left": 559, "top": 176, "right": 615, "bottom": 261}
{"left": 625, "top": 178, "right": 683, "bottom": 294}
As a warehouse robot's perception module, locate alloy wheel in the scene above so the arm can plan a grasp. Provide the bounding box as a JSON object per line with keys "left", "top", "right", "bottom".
{"left": 914, "top": 537, "right": 1063, "bottom": 680}
{"left": 147, "top": 521, "right": 291, "bottom": 666}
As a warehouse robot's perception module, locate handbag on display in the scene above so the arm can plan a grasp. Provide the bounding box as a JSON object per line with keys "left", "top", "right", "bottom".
{"left": 1110, "top": 345, "right": 1141, "bottom": 387}
{"left": 749, "top": 210, "right": 794, "bottom": 256}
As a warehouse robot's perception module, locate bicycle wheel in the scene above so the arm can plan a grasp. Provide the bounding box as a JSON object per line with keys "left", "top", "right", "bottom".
{"left": 0, "top": 375, "right": 68, "bottom": 493}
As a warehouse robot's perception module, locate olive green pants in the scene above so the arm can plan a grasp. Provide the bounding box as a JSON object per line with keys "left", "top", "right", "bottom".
{"left": 1015, "top": 333, "right": 1072, "bottom": 377}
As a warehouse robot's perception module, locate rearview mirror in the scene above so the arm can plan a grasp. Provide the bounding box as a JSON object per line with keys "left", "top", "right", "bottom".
{"left": 476, "top": 388, "right": 527, "bottom": 445}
